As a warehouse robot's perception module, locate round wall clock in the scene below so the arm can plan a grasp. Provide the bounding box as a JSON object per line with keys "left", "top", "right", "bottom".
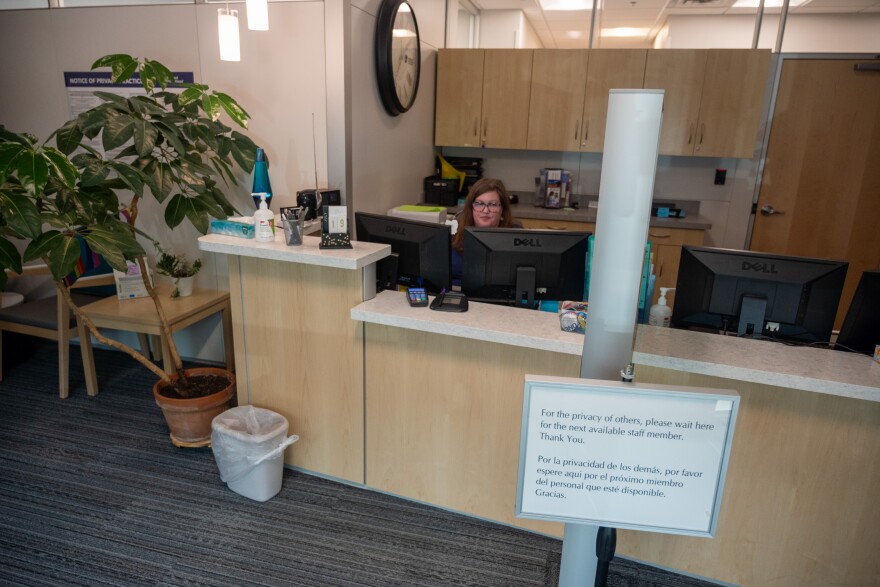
{"left": 375, "top": 0, "right": 421, "bottom": 116}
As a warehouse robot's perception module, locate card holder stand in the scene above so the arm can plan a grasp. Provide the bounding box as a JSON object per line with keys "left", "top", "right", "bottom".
{"left": 319, "top": 232, "right": 352, "bottom": 249}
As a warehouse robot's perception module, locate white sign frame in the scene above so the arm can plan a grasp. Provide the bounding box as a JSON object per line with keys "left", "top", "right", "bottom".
{"left": 516, "top": 375, "right": 739, "bottom": 537}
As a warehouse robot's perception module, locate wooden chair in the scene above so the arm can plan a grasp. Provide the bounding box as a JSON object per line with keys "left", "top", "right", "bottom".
{"left": 0, "top": 265, "right": 116, "bottom": 399}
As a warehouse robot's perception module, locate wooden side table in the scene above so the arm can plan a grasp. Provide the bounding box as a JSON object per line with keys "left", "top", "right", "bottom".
{"left": 77, "top": 285, "right": 234, "bottom": 396}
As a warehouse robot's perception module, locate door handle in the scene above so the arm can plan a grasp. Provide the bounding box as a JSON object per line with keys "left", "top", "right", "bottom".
{"left": 760, "top": 205, "right": 785, "bottom": 216}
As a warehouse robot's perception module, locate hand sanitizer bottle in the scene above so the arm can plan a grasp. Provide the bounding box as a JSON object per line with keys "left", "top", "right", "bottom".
{"left": 254, "top": 192, "right": 275, "bottom": 243}
{"left": 648, "top": 287, "right": 675, "bottom": 327}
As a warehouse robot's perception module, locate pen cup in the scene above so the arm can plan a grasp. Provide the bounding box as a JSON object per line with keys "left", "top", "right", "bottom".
{"left": 281, "top": 208, "right": 305, "bottom": 246}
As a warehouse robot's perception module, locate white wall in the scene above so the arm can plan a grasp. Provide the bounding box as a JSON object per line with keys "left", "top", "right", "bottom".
{"left": 348, "top": 0, "right": 443, "bottom": 217}
{"left": 478, "top": 9, "right": 543, "bottom": 49}
{"left": 0, "top": 2, "right": 328, "bottom": 363}
{"left": 666, "top": 14, "right": 880, "bottom": 52}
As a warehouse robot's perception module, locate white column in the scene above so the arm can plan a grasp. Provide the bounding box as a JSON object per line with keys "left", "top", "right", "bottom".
{"left": 559, "top": 89, "right": 664, "bottom": 587}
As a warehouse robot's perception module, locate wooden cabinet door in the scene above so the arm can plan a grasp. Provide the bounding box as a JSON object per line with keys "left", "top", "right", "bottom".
{"left": 435, "top": 49, "right": 484, "bottom": 147}
{"left": 644, "top": 50, "right": 707, "bottom": 156}
{"left": 695, "top": 49, "right": 771, "bottom": 158}
{"left": 751, "top": 58, "right": 880, "bottom": 328}
{"left": 648, "top": 227, "right": 705, "bottom": 307}
{"left": 481, "top": 49, "right": 533, "bottom": 149}
{"left": 527, "top": 50, "right": 589, "bottom": 152}
{"left": 519, "top": 218, "right": 595, "bottom": 233}
{"left": 580, "top": 50, "right": 647, "bottom": 152}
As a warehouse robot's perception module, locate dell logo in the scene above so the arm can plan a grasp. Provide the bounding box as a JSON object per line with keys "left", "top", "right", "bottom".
{"left": 742, "top": 261, "right": 778, "bottom": 274}
{"left": 514, "top": 238, "right": 542, "bottom": 247}
{"left": 385, "top": 226, "right": 405, "bottom": 235}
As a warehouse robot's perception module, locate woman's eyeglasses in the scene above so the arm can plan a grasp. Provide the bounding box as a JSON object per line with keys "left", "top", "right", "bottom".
{"left": 472, "top": 200, "right": 502, "bottom": 212}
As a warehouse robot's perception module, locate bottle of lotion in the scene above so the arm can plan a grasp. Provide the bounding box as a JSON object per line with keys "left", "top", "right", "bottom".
{"left": 648, "top": 287, "right": 675, "bottom": 328}
{"left": 254, "top": 192, "right": 275, "bottom": 243}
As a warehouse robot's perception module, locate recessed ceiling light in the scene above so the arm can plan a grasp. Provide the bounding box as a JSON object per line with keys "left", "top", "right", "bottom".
{"left": 601, "top": 27, "right": 650, "bottom": 38}
{"left": 539, "top": 0, "right": 592, "bottom": 11}
{"left": 731, "top": 0, "right": 809, "bottom": 7}
{"left": 565, "top": 31, "right": 584, "bottom": 39}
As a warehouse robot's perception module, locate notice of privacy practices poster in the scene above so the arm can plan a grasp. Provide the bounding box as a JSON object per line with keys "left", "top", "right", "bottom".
{"left": 64, "top": 71, "right": 194, "bottom": 158}
{"left": 516, "top": 375, "right": 739, "bottom": 537}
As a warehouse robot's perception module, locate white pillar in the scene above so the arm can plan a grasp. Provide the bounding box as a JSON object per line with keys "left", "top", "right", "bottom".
{"left": 559, "top": 89, "right": 664, "bottom": 587}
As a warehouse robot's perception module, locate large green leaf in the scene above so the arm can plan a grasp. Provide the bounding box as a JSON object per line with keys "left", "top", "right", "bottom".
{"left": 78, "top": 108, "right": 111, "bottom": 140}
{"left": 92, "top": 54, "right": 135, "bottom": 73}
{"left": 163, "top": 193, "right": 189, "bottom": 229}
{"left": 215, "top": 92, "right": 250, "bottom": 129}
{"left": 109, "top": 162, "right": 145, "bottom": 196}
{"left": 229, "top": 138, "right": 256, "bottom": 174}
{"left": 154, "top": 120, "right": 188, "bottom": 158}
{"left": 80, "top": 162, "right": 110, "bottom": 187}
{"left": 101, "top": 109, "right": 136, "bottom": 151}
{"left": 210, "top": 155, "right": 235, "bottom": 185}
{"left": 141, "top": 59, "right": 174, "bottom": 92}
{"left": 84, "top": 224, "right": 144, "bottom": 272}
{"left": 54, "top": 120, "right": 84, "bottom": 156}
{"left": 178, "top": 86, "right": 202, "bottom": 107}
{"left": 146, "top": 161, "right": 175, "bottom": 203}
{"left": 201, "top": 94, "right": 222, "bottom": 122}
{"left": 132, "top": 119, "right": 159, "bottom": 157}
{"left": 184, "top": 196, "right": 211, "bottom": 234}
{"left": 93, "top": 91, "right": 128, "bottom": 106}
{"left": 128, "top": 96, "right": 167, "bottom": 117}
{"left": 23, "top": 231, "right": 80, "bottom": 279}
{"left": 0, "top": 236, "right": 24, "bottom": 276}
{"left": 15, "top": 150, "right": 49, "bottom": 196}
{"left": 42, "top": 147, "right": 79, "bottom": 189}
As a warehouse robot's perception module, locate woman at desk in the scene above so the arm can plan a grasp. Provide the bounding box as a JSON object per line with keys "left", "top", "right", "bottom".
{"left": 451, "top": 178, "right": 518, "bottom": 282}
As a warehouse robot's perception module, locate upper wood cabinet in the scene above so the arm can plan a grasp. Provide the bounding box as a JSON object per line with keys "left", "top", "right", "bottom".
{"left": 436, "top": 48, "right": 771, "bottom": 159}
{"left": 527, "top": 50, "right": 589, "bottom": 151}
{"left": 579, "top": 49, "right": 647, "bottom": 152}
{"left": 526, "top": 50, "right": 646, "bottom": 152}
{"left": 435, "top": 49, "right": 485, "bottom": 148}
{"left": 435, "top": 49, "right": 533, "bottom": 149}
{"left": 644, "top": 49, "right": 772, "bottom": 158}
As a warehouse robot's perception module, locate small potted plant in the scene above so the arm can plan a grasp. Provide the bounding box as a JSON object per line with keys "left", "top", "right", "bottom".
{"left": 156, "top": 248, "right": 202, "bottom": 298}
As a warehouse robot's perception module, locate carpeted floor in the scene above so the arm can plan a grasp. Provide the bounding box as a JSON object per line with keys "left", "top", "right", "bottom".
{"left": 0, "top": 336, "right": 725, "bottom": 587}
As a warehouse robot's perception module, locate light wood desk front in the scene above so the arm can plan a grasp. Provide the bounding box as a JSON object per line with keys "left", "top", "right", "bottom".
{"left": 352, "top": 290, "right": 880, "bottom": 587}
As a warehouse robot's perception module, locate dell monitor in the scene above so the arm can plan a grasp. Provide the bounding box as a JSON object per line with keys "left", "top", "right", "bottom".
{"left": 671, "top": 246, "right": 848, "bottom": 344}
{"left": 835, "top": 269, "right": 880, "bottom": 355}
{"left": 462, "top": 227, "right": 591, "bottom": 308}
{"left": 354, "top": 212, "right": 451, "bottom": 294}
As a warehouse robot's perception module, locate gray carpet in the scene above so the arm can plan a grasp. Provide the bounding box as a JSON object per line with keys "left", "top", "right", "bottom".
{"left": 0, "top": 336, "right": 724, "bottom": 587}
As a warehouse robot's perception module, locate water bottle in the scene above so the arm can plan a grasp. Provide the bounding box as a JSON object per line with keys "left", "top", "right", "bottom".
{"left": 252, "top": 148, "right": 273, "bottom": 209}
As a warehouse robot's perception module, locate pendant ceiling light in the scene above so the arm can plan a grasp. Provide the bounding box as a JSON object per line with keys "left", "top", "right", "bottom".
{"left": 246, "top": 0, "right": 269, "bottom": 31}
{"left": 218, "top": 7, "right": 241, "bottom": 62}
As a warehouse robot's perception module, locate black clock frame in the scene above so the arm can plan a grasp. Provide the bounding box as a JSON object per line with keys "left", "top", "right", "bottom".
{"left": 374, "top": 0, "right": 421, "bottom": 116}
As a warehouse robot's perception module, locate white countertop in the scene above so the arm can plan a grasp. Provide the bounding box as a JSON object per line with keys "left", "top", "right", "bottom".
{"left": 198, "top": 232, "right": 390, "bottom": 270}
{"left": 351, "top": 290, "right": 880, "bottom": 402}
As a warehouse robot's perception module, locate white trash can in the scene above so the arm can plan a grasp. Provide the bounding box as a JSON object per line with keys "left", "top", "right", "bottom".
{"left": 211, "top": 406, "right": 298, "bottom": 502}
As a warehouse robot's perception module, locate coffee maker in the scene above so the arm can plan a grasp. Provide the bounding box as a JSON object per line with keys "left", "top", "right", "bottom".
{"left": 296, "top": 189, "right": 322, "bottom": 220}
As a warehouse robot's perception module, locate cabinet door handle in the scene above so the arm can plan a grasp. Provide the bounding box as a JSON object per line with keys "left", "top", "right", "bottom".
{"left": 687, "top": 123, "right": 694, "bottom": 145}
{"left": 648, "top": 233, "right": 671, "bottom": 239}
{"left": 658, "top": 258, "right": 664, "bottom": 278}
{"left": 473, "top": 118, "right": 478, "bottom": 137}
{"left": 698, "top": 122, "right": 705, "bottom": 146}
{"left": 483, "top": 118, "right": 488, "bottom": 140}
{"left": 582, "top": 120, "right": 589, "bottom": 146}
{"left": 574, "top": 119, "right": 580, "bottom": 142}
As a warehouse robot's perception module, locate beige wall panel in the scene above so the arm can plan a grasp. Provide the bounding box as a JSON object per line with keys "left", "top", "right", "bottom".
{"left": 365, "top": 324, "right": 576, "bottom": 536}
{"left": 627, "top": 365, "right": 880, "bottom": 587}
{"left": 235, "top": 257, "right": 365, "bottom": 483}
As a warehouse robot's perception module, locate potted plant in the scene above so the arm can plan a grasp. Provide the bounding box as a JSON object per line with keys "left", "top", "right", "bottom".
{"left": 0, "top": 54, "right": 257, "bottom": 445}
{"left": 156, "top": 247, "right": 202, "bottom": 298}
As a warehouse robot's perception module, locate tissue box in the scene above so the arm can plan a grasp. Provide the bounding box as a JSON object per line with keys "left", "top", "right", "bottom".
{"left": 211, "top": 217, "right": 256, "bottom": 239}
{"left": 388, "top": 205, "right": 447, "bottom": 224}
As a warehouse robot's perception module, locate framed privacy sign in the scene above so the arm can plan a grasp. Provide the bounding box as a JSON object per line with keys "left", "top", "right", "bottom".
{"left": 516, "top": 375, "right": 739, "bottom": 537}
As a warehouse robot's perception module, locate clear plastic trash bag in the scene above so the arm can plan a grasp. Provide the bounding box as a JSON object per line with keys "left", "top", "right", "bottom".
{"left": 211, "top": 406, "right": 299, "bottom": 484}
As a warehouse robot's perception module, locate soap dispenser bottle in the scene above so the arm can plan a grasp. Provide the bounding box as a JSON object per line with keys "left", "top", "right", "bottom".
{"left": 253, "top": 192, "right": 275, "bottom": 243}
{"left": 648, "top": 287, "right": 675, "bottom": 327}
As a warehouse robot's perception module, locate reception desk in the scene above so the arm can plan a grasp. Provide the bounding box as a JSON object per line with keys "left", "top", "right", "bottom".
{"left": 199, "top": 233, "right": 880, "bottom": 587}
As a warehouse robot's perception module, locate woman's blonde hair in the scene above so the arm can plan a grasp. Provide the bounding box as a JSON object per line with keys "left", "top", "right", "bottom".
{"left": 451, "top": 178, "right": 515, "bottom": 252}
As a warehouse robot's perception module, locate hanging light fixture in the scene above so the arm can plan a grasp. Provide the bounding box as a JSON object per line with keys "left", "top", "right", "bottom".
{"left": 218, "top": 6, "right": 241, "bottom": 62}
{"left": 246, "top": 0, "right": 269, "bottom": 31}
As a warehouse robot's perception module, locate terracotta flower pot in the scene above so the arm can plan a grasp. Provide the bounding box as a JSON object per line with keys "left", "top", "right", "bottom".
{"left": 153, "top": 367, "right": 235, "bottom": 446}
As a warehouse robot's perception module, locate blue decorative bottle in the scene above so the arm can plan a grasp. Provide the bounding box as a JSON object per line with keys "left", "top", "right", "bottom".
{"left": 252, "top": 147, "right": 273, "bottom": 209}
